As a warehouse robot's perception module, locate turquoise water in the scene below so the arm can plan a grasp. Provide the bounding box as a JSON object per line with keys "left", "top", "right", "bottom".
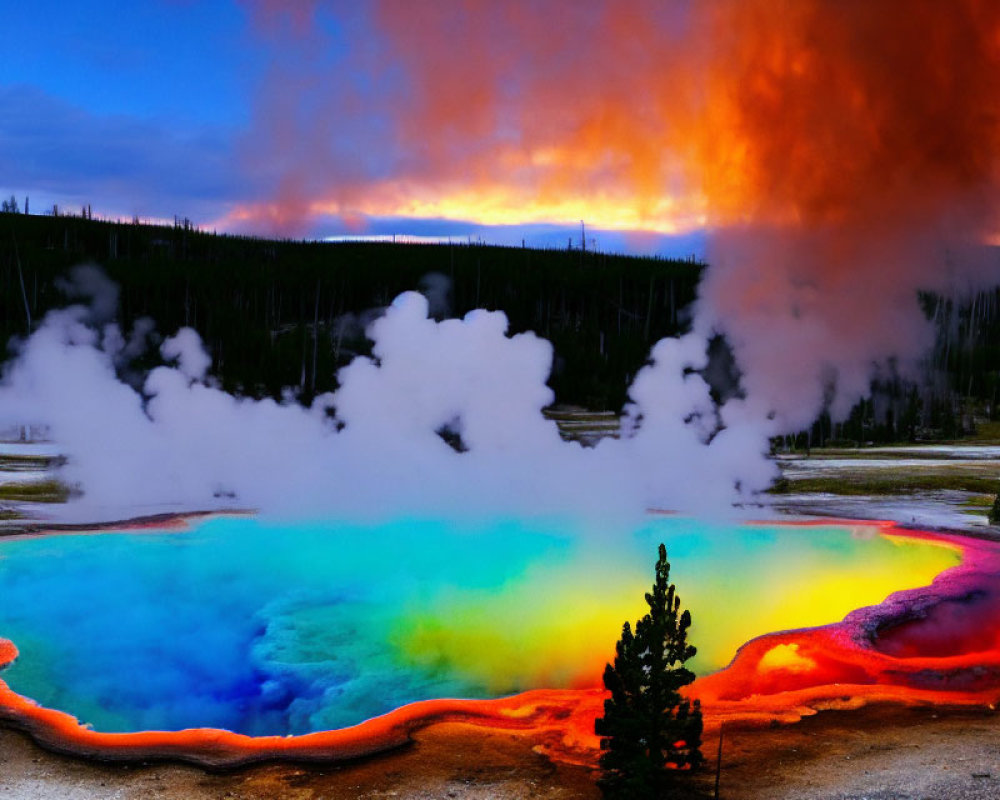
{"left": 0, "top": 516, "right": 956, "bottom": 735}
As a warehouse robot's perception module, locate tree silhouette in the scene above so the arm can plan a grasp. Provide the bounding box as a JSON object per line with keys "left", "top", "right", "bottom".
{"left": 596, "top": 543, "right": 703, "bottom": 798}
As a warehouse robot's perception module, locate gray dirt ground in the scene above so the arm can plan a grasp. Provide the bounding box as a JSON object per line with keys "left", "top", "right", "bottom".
{"left": 2, "top": 707, "right": 999, "bottom": 799}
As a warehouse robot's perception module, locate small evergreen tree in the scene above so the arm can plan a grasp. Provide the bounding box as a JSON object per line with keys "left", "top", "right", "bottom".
{"left": 989, "top": 494, "right": 1000, "bottom": 526}
{"left": 596, "top": 543, "right": 703, "bottom": 798}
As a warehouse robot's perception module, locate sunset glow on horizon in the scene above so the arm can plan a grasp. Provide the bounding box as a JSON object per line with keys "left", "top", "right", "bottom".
{"left": 212, "top": 181, "right": 710, "bottom": 240}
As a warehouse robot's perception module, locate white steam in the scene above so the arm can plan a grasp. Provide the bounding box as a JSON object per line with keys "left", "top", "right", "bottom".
{"left": 161, "top": 328, "right": 212, "bottom": 383}
{"left": 0, "top": 272, "right": 777, "bottom": 524}
{"left": 701, "top": 230, "right": 998, "bottom": 431}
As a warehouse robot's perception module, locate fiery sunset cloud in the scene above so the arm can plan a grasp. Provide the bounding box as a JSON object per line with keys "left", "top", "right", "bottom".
{"left": 230, "top": 0, "right": 706, "bottom": 236}
{"left": 234, "top": 2, "right": 1000, "bottom": 237}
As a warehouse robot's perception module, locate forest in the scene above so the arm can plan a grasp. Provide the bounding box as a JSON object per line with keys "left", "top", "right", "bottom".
{"left": 0, "top": 210, "right": 701, "bottom": 411}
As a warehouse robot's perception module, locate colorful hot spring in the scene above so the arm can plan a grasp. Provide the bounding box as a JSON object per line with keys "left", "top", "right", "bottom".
{"left": 0, "top": 516, "right": 957, "bottom": 736}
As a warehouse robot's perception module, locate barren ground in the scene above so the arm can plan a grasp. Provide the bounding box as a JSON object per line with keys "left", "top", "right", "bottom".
{"left": 2, "top": 706, "right": 999, "bottom": 799}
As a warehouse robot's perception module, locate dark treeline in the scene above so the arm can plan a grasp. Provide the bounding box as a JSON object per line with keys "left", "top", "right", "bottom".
{"left": 0, "top": 211, "right": 703, "bottom": 410}
{"left": 924, "top": 288, "right": 1000, "bottom": 410}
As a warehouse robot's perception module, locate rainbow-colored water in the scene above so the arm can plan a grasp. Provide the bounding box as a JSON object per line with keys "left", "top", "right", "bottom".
{"left": 0, "top": 516, "right": 957, "bottom": 738}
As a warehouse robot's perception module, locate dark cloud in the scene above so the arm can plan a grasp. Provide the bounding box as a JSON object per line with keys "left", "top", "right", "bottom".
{"left": 0, "top": 85, "right": 256, "bottom": 221}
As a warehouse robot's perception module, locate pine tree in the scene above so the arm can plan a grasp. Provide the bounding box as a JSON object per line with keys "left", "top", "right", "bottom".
{"left": 596, "top": 543, "right": 703, "bottom": 798}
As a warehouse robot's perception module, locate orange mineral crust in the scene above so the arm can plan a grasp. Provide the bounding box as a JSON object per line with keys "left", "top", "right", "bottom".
{"left": 1, "top": 523, "right": 999, "bottom": 768}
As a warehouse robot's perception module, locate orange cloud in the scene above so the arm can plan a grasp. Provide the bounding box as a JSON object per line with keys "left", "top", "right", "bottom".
{"left": 241, "top": 2, "right": 1000, "bottom": 237}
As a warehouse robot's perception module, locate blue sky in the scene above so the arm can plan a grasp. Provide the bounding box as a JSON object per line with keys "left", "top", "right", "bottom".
{"left": 3, "top": 2, "right": 253, "bottom": 125}
{"left": 0, "top": 2, "right": 709, "bottom": 257}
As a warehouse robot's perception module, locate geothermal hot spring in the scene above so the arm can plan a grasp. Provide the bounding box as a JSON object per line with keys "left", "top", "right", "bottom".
{"left": 2, "top": 514, "right": 999, "bottom": 766}
{"left": 2, "top": 286, "right": 1000, "bottom": 766}
{"left": 0, "top": 516, "right": 955, "bottom": 736}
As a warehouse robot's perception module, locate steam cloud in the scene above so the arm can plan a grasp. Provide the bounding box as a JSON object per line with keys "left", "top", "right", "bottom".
{"left": 697, "top": 1, "right": 1000, "bottom": 427}
{"left": 0, "top": 267, "right": 772, "bottom": 522}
